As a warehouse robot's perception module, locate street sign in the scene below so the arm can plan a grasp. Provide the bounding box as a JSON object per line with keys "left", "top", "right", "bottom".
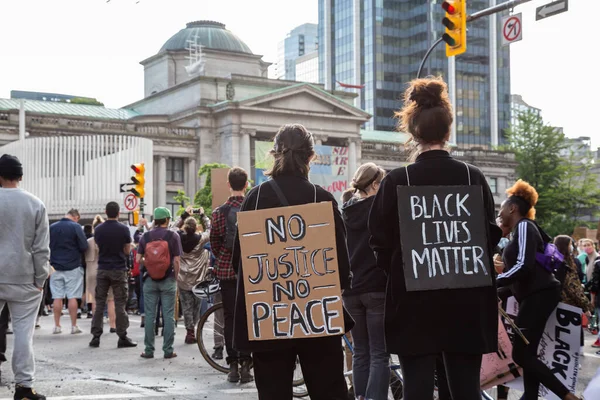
{"left": 124, "top": 193, "right": 138, "bottom": 211}
{"left": 536, "top": 0, "right": 568, "bottom": 21}
{"left": 120, "top": 183, "right": 133, "bottom": 193}
{"left": 501, "top": 13, "right": 522, "bottom": 47}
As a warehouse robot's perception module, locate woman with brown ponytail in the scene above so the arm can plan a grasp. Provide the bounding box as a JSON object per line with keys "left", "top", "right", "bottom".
{"left": 231, "top": 124, "right": 352, "bottom": 400}
{"left": 368, "top": 76, "right": 501, "bottom": 400}
{"left": 496, "top": 180, "right": 580, "bottom": 400}
{"left": 342, "top": 163, "right": 388, "bottom": 400}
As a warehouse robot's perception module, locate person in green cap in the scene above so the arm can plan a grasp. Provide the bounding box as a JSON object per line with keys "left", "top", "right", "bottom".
{"left": 135, "top": 207, "right": 182, "bottom": 359}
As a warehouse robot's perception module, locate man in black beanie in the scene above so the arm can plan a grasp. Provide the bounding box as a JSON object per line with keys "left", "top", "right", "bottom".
{"left": 0, "top": 154, "right": 49, "bottom": 400}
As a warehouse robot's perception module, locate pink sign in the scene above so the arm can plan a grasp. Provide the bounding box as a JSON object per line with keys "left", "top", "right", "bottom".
{"left": 480, "top": 315, "right": 523, "bottom": 389}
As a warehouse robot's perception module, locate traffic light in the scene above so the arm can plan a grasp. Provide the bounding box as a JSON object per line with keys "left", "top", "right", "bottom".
{"left": 130, "top": 163, "right": 145, "bottom": 198}
{"left": 441, "top": 0, "right": 467, "bottom": 57}
{"left": 132, "top": 209, "right": 139, "bottom": 226}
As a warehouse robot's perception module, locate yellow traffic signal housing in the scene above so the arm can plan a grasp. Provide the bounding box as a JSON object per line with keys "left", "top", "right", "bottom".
{"left": 130, "top": 163, "right": 145, "bottom": 198}
{"left": 132, "top": 209, "right": 139, "bottom": 226}
{"left": 441, "top": 0, "right": 467, "bottom": 57}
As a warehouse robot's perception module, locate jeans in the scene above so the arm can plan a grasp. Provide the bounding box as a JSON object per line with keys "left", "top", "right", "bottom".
{"left": 91, "top": 269, "right": 129, "bottom": 338}
{"left": 139, "top": 274, "right": 145, "bottom": 315}
{"left": 343, "top": 292, "right": 389, "bottom": 400}
{"left": 513, "top": 287, "right": 570, "bottom": 400}
{"left": 143, "top": 277, "right": 176, "bottom": 356}
{"left": 0, "top": 284, "right": 43, "bottom": 387}
{"left": 399, "top": 352, "right": 482, "bottom": 400}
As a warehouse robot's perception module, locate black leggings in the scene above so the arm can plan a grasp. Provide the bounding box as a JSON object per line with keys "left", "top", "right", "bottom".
{"left": 513, "top": 287, "right": 570, "bottom": 400}
{"left": 398, "top": 352, "right": 482, "bottom": 400}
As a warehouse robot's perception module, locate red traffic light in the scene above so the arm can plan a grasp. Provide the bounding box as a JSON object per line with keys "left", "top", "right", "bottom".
{"left": 442, "top": 1, "right": 457, "bottom": 14}
{"left": 131, "top": 163, "right": 145, "bottom": 174}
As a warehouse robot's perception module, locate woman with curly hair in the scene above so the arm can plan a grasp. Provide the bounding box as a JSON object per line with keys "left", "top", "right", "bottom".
{"left": 496, "top": 180, "right": 580, "bottom": 400}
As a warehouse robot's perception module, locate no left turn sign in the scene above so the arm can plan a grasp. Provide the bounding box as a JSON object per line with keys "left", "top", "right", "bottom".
{"left": 124, "top": 193, "right": 139, "bottom": 211}
{"left": 501, "top": 13, "right": 522, "bottom": 46}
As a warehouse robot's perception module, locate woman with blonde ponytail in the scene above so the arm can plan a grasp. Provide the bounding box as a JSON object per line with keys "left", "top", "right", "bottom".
{"left": 341, "top": 163, "right": 388, "bottom": 400}
{"left": 496, "top": 179, "right": 579, "bottom": 400}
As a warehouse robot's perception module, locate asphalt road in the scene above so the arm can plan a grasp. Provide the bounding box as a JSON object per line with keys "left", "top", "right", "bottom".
{"left": 0, "top": 312, "right": 599, "bottom": 399}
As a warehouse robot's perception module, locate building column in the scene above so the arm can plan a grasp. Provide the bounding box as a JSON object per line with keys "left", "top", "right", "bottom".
{"left": 231, "top": 133, "right": 240, "bottom": 167}
{"left": 187, "top": 158, "right": 197, "bottom": 197}
{"left": 348, "top": 140, "right": 357, "bottom": 180}
{"left": 157, "top": 156, "right": 167, "bottom": 208}
{"left": 240, "top": 130, "right": 251, "bottom": 174}
{"left": 315, "top": 135, "right": 328, "bottom": 147}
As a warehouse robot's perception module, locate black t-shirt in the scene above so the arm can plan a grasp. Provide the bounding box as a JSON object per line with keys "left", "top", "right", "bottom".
{"left": 94, "top": 220, "right": 132, "bottom": 271}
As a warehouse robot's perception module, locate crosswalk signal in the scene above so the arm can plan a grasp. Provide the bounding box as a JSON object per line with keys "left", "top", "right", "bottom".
{"left": 130, "top": 163, "right": 145, "bottom": 198}
{"left": 441, "top": 0, "right": 467, "bottom": 57}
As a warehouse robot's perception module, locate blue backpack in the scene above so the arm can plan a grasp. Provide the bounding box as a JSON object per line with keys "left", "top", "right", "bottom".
{"left": 535, "top": 243, "right": 565, "bottom": 273}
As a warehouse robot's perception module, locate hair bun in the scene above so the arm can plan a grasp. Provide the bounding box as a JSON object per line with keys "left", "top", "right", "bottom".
{"left": 408, "top": 78, "right": 447, "bottom": 109}
{"left": 507, "top": 179, "right": 539, "bottom": 207}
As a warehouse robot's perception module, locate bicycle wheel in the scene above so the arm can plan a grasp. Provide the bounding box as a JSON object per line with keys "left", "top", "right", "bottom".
{"left": 197, "top": 302, "right": 228, "bottom": 373}
{"left": 292, "top": 356, "right": 309, "bottom": 398}
{"left": 482, "top": 386, "right": 523, "bottom": 400}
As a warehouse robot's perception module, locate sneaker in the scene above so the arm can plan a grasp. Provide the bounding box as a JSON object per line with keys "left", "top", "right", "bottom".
{"left": 212, "top": 346, "right": 224, "bottom": 360}
{"left": 592, "top": 339, "right": 600, "bottom": 348}
{"left": 71, "top": 326, "right": 82, "bottom": 334}
{"left": 89, "top": 336, "right": 100, "bottom": 348}
{"left": 110, "top": 328, "right": 116, "bottom": 333}
{"left": 13, "top": 385, "right": 46, "bottom": 400}
{"left": 77, "top": 311, "right": 82, "bottom": 319}
{"left": 35, "top": 318, "right": 41, "bottom": 329}
{"left": 86, "top": 312, "right": 93, "bottom": 319}
{"left": 117, "top": 336, "right": 138, "bottom": 348}
{"left": 6, "top": 325, "right": 12, "bottom": 334}
{"left": 53, "top": 326, "right": 62, "bottom": 334}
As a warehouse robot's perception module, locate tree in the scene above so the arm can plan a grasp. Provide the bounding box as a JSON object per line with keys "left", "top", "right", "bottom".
{"left": 66, "top": 97, "right": 105, "bottom": 106}
{"left": 194, "top": 163, "right": 231, "bottom": 216}
{"left": 173, "top": 189, "right": 191, "bottom": 217}
{"left": 504, "top": 110, "right": 600, "bottom": 237}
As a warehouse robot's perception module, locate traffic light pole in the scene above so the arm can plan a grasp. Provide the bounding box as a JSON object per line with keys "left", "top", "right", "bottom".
{"left": 416, "top": 0, "right": 533, "bottom": 78}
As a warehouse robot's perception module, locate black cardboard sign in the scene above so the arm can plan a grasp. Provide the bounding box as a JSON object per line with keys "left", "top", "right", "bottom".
{"left": 397, "top": 185, "right": 493, "bottom": 292}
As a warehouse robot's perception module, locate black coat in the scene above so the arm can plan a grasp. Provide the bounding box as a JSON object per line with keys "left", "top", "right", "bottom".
{"left": 231, "top": 174, "right": 353, "bottom": 353}
{"left": 342, "top": 196, "right": 387, "bottom": 295}
{"left": 368, "top": 150, "right": 501, "bottom": 356}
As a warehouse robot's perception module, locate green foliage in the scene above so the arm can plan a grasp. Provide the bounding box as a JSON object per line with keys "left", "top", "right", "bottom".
{"left": 504, "top": 110, "right": 600, "bottom": 237}
{"left": 173, "top": 190, "right": 191, "bottom": 216}
{"left": 194, "top": 163, "right": 231, "bottom": 216}
{"left": 66, "top": 97, "right": 105, "bottom": 106}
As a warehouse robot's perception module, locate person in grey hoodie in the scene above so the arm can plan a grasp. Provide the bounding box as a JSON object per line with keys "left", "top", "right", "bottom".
{"left": 0, "top": 154, "right": 50, "bottom": 400}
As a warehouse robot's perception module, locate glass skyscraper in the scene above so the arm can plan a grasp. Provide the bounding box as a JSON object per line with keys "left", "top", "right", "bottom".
{"left": 319, "top": 0, "right": 511, "bottom": 148}
{"left": 277, "top": 23, "right": 319, "bottom": 81}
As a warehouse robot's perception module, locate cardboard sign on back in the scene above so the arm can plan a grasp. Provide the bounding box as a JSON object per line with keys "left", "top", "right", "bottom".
{"left": 211, "top": 168, "right": 231, "bottom": 210}
{"left": 237, "top": 201, "right": 344, "bottom": 341}
{"left": 396, "top": 185, "right": 493, "bottom": 291}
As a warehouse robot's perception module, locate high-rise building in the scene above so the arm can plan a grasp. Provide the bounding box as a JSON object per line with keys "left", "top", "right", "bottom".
{"left": 510, "top": 94, "right": 541, "bottom": 127}
{"left": 319, "top": 0, "right": 511, "bottom": 148}
{"left": 296, "top": 51, "right": 319, "bottom": 83}
{"left": 276, "top": 23, "right": 318, "bottom": 81}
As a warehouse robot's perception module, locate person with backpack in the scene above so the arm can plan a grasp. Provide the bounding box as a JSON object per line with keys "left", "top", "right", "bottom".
{"left": 136, "top": 207, "right": 182, "bottom": 359}
{"left": 210, "top": 167, "right": 253, "bottom": 383}
{"left": 496, "top": 180, "right": 580, "bottom": 400}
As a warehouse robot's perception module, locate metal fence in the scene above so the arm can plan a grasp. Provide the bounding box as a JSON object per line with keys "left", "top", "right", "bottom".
{"left": 1, "top": 135, "right": 153, "bottom": 219}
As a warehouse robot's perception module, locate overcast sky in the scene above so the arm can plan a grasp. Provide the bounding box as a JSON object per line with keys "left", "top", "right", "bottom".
{"left": 0, "top": 0, "right": 596, "bottom": 147}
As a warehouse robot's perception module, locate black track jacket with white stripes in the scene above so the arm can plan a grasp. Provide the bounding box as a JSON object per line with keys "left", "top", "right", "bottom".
{"left": 497, "top": 218, "right": 560, "bottom": 301}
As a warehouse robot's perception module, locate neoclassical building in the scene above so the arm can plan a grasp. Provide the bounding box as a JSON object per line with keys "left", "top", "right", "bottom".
{"left": 0, "top": 21, "right": 516, "bottom": 219}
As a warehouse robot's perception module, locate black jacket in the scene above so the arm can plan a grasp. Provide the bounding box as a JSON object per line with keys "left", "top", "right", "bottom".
{"left": 585, "top": 257, "right": 600, "bottom": 308}
{"left": 497, "top": 219, "right": 561, "bottom": 302}
{"left": 231, "top": 174, "right": 353, "bottom": 353}
{"left": 342, "top": 196, "right": 386, "bottom": 296}
{"left": 368, "top": 150, "right": 500, "bottom": 356}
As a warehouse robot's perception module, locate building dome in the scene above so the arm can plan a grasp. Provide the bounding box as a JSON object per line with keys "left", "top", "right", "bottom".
{"left": 159, "top": 21, "right": 253, "bottom": 55}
